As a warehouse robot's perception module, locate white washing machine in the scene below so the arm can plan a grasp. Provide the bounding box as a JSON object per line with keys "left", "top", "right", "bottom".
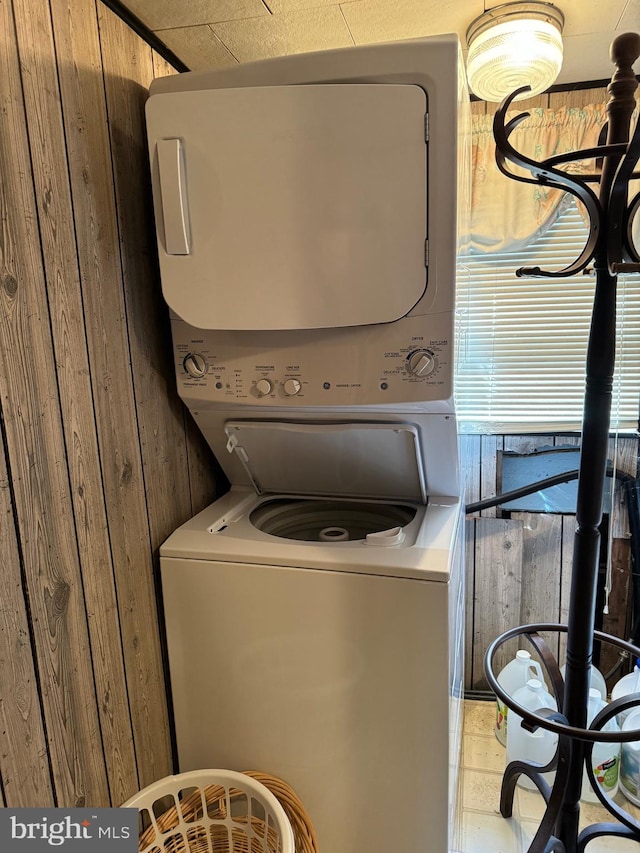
{"left": 147, "top": 34, "right": 469, "bottom": 853}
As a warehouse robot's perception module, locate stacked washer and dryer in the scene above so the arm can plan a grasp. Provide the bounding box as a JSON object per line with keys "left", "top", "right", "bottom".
{"left": 146, "top": 34, "right": 469, "bottom": 853}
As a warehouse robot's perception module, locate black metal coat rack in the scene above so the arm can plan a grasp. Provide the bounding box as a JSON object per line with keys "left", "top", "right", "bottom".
{"left": 484, "top": 32, "right": 640, "bottom": 853}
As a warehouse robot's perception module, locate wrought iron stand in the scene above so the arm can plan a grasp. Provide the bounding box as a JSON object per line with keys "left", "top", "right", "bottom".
{"left": 484, "top": 32, "right": 640, "bottom": 853}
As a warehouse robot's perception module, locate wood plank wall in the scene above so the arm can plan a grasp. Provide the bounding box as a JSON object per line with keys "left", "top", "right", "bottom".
{"left": 0, "top": 0, "right": 219, "bottom": 808}
{"left": 462, "top": 433, "right": 638, "bottom": 693}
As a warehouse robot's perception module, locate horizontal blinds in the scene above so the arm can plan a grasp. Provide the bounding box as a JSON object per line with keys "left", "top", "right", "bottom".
{"left": 456, "top": 201, "right": 640, "bottom": 433}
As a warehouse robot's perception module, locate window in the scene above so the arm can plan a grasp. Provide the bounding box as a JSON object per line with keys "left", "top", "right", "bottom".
{"left": 455, "top": 199, "right": 640, "bottom": 433}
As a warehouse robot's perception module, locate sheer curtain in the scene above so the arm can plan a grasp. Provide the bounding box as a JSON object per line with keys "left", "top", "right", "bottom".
{"left": 469, "top": 104, "right": 607, "bottom": 254}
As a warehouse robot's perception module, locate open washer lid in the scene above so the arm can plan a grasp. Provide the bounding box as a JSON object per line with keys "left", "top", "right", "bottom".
{"left": 224, "top": 421, "right": 426, "bottom": 503}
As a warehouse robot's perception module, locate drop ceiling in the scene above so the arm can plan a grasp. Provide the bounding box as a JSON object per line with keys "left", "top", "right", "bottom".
{"left": 118, "top": 0, "right": 639, "bottom": 86}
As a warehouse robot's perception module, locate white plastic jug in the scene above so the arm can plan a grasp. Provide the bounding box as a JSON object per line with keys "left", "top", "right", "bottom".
{"left": 611, "top": 660, "right": 640, "bottom": 726}
{"left": 619, "top": 708, "right": 640, "bottom": 806}
{"left": 560, "top": 662, "right": 607, "bottom": 702}
{"left": 495, "top": 650, "right": 544, "bottom": 746}
{"left": 506, "top": 678, "right": 558, "bottom": 790}
{"left": 581, "top": 689, "right": 619, "bottom": 804}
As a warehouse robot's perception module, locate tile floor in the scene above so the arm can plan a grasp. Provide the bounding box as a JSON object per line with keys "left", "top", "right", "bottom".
{"left": 454, "top": 700, "right": 640, "bottom": 852}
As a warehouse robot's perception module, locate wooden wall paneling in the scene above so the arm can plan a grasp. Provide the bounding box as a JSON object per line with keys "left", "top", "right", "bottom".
{"left": 609, "top": 436, "right": 637, "bottom": 538}
{"left": 560, "top": 527, "right": 631, "bottom": 685}
{"left": 605, "top": 434, "right": 635, "bottom": 649}
{"left": 503, "top": 434, "right": 557, "bottom": 454}
{"left": 0, "top": 433, "right": 54, "bottom": 806}
{"left": 555, "top": 435, "right": 580, "bottom": 445}
{"left": 599, "top": 539, "right": 632, "bottom": 680}
{"left": 548, "top": 88, "right": 607, "bottom": 111}
{"left": 459, "top": 435, "right": 480, "bottom": 511}
{"left": 480, "top": 435, "right": 501, "bottom": 517}
{"left": 554, "top": 434, "right": 580, "bottom": 454}
{"left": 464, "top": 518, "right": 476, "bottom": 688}
{"left": 471, "top": 517, "right": 523, "bottom": 690}
{"left": 517, "top": 93, "right": 550, "bottom": 112}
{"left": 184, "top": 422, "right": 227, "bottom": 514}
{"left": 512, "top": 512, "right": 563, "bottom": 660}
{"left": 97, "top": 7, "right": 216, "bottom": 550}
{"left": 477, "top": 93, "right": 548, "bottom": 127}
{"left": 559, "top": 515, "right": 575, "bottom": 666}
{"left": 13, "top": 0, "right": 140, "bottom": 806}
{"left": 556, "top": 434, "right": 636, "bottom": 678}
{"left": 0, "top": 0, "right": 109, "bottom": 807}
{"left": 49, "top": 0, "right": 172, "bottom": 788}
{"left": 152, "top": 52, "right": 177, "bottom": 79}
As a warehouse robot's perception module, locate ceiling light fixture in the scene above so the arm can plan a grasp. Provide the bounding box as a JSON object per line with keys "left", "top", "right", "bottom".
{"left": 466, "top": 2, "right": 565, "bottom": 103}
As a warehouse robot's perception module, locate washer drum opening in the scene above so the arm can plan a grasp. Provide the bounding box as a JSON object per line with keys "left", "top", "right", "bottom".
{"left": 249, "top": 498, "right": 417, "bottom": 542}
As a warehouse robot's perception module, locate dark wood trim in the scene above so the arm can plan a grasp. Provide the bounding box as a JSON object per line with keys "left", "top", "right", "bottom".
{"left": 98, "top": 0, "right": 189, "bottom": 72}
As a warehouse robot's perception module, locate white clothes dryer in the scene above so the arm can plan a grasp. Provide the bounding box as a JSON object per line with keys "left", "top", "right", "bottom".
{"left": 147, "top": 33, "right": 469, "bottom": 853}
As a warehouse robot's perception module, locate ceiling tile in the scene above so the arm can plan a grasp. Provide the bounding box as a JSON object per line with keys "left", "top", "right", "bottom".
{"left": 212, "top": 7, "right": 354, "bottom": 62}
{"left": 556, "top": 30, "right": 631, "bottom": 84}
{"left": 126, "top": 0, "right": 268, "bottom": 31}
{"left": 340, "top": 0, "right": 483, "bottom": 45}
{"left": 116, "top": 0, "right": 636, "bottom": 86}
{"left": 267, "top": 0, "right": 340, "bottom": 10}
{"left": 618, "top": 0, "right": 640, "bottom": 29}
{"left": 156, "top": 25, "right": 239, "bottom": 71}
{"left": 551, "top": 0, "right": 629, "bottom": 37}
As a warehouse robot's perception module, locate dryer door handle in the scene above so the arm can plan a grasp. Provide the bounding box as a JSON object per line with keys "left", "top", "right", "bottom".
{"left": 156, "top": 138, "right": 191, "bottom": 255}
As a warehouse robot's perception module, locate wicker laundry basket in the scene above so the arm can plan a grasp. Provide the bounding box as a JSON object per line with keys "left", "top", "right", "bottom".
{"left": 244, "top": 772, "right": 318, "bottom": 853}
{"left": 123, "top": 769, "right": 318, "bottom": 853}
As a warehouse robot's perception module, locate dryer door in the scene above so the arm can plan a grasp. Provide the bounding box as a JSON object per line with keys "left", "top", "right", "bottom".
{"left": 146, "top": 84, "right": 428, "bottom": 331}
{"left": 224, "top": 420, "right": 426, "bottom": 502}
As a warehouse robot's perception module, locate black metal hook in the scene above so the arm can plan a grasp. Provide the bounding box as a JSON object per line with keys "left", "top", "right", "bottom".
{"left": 491, "top": 77, "right": 640, "bottom": 278}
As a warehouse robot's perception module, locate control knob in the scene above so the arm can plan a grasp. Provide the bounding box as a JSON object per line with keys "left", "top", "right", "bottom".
{"left": 255, "top": 379, "right": 273, "bottom": 396}
{"left": 406, "top": 350, "right": 436, "bottom": 377}
{"left": 183, "top": 352, "right": 208, "bottom": 379}
{"left": 283, "top": 378, "right": 302, "bottom": 396}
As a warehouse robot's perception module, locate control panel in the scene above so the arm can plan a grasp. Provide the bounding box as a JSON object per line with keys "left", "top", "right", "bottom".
{"left": 172, "top": 312, "right": 454, "bottom": 408}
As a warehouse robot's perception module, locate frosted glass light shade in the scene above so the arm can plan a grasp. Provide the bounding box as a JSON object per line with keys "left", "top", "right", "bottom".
{"left": 466, "top": 2, "right": 564, "bottom": 103}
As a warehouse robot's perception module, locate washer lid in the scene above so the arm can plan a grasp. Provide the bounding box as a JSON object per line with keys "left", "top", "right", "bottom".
{"left": 146, "top": 83, "right": 427, "bottom": 330}
{"left": 224, "top": 421, "right": 426, "bottom": 503}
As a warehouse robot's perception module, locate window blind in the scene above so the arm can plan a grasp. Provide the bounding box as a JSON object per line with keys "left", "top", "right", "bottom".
{"left": 455, "top": 200, "right": 640, "bottom": 433}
